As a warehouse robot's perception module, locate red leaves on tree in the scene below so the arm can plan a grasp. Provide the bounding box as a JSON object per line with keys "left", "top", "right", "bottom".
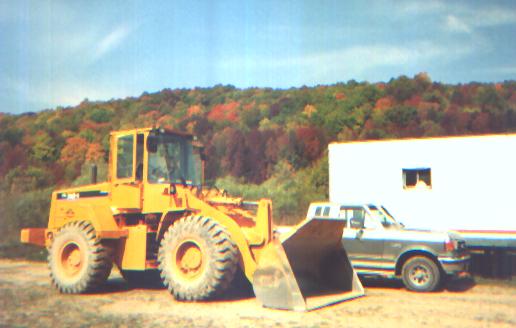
{"left": 0, "top": 142, "right": 26, "bottom": 176}
{"left": 335, "top": 92, "right": 346, "bottom": 100}
{"left": 374, "top": 96, "right": 395, "bottom": 111}
{"left": 59, "top": 137, "right": 89, "bottom": 165}
{"left": 404, "top": 95, "right": 422, "bottom": 108}
{"left": 471, "top": 112, "right": 490, "bottom": 133}
{"left": 187, "top": 105, "right": 202, "bottom": 118}
{"left": 207, "top": 102, "right": 240, "bottom": 122}
{"left": 295, "top": 126, "right": 324, "bottom": 163}
{"left": 85, "top": 143, "right": 105, "bottom": 162}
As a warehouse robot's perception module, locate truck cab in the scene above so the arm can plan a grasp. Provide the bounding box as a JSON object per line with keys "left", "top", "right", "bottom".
{"left": 307, "top": 202, "right": 471, "bottom": 292}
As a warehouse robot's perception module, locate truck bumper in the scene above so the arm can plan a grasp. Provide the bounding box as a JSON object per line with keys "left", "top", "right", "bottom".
{"left": 438, "top": 255, "right": 471, "bottom": 276}
{"left": 20, "top": 228, "right": 47, "bottom": 247}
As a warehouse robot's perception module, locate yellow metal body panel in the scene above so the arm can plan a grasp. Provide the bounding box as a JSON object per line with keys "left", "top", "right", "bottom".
{"left": 48, "top": 183, "right": 117, "bottom": 232}
{"left": 142, "top": 183, "right": 172, "bottom": 213}
{"left": 117, "top": 225, "right": 148, "bottom": 270}
{"left": 111, "top": 183, "right": 141, "bottom": 209}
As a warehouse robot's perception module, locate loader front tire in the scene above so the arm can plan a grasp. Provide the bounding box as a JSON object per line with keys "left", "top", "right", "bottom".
{"left": 158, "top": 216, "right": 238, "bottom": 301}
{"left": 49, "top": 221, "right": 113, "bottom": 293}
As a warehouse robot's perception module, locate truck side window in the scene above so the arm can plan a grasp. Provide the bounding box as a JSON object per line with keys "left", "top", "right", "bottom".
{"left": 349, "top": 208, "right": 365, "bottom": 229}
{"left": 323, "top": 207, "right": 330, "bottom": 216}
{"left": 315, "top": 207, "right": 322, "bottom": 216}
{"left": 117, "top": 135, "right": 134, "bottom": 179}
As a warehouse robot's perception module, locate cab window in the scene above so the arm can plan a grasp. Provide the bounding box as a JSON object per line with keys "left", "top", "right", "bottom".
{"left": 341, "top": 207, "right": 365, "bottom": 229}
{"left": 117, "top": 135, "right": 134, "bottom": 179}
{"left": 135, "top": 134, "right": 144, "bottom": 180}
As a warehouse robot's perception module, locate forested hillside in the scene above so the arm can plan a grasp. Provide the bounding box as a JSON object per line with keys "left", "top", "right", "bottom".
{"left": 1, "top": 73, "right": 516, "bottom": 252}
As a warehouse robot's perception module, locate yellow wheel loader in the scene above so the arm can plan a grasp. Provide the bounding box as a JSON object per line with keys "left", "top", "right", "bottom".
{"left": 20, "top": 127, "right": 363, "bottom": 311}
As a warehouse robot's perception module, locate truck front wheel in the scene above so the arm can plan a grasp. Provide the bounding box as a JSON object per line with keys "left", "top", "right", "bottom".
{"left": 158, "top": 215, "right": 238, "bottom": 301}
{"left": 49, "top": 221, "right": 113, "bottom": 293}
{"left": 401, "top": 256, "right": 441, "bottom": 292}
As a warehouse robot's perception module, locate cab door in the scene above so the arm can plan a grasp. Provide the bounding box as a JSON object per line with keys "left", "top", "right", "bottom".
{"left": 111, "top": 133, "right": 142, "bottom": 210}
{"left": 342, "top": 206, "right": 386, "bottom": 272}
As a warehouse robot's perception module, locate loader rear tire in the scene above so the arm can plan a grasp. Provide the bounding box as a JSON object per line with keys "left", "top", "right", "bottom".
{"left": 49, "top": 221, "right": 113, "bottom": 294}
{"left": 158, "top": 215, "right": 238, "bottom": 301}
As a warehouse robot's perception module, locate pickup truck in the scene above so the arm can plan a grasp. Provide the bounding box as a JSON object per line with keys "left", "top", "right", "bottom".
{"left": 306, "top": 202, "right": 471, "bottom": 292}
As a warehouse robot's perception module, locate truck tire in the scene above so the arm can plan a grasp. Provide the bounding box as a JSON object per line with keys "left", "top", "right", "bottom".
{"left": 401, "top": 256, "right": 441, "bottom": 292}
{"left": 158, "top": 215, "right": 238, "bottom": 301}
{"left": 49, "top": 221, "right": 113, "bottom": 293}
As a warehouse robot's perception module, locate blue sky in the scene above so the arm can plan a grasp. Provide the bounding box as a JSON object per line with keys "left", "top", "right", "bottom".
{"left": 1, "top": 0, "right": 515, "bottom": 114}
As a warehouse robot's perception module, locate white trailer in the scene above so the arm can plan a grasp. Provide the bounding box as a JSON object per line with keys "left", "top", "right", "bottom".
{"left": 328, "top": 134, "right": 516, "bottom": 250}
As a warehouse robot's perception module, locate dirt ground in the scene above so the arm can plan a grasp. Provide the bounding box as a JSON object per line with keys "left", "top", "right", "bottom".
{"left": 0, "top": 259, "right": 515, "bottom": 328}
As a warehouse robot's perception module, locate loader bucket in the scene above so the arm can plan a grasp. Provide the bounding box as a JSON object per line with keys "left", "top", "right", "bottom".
{"left": 252, "top": 217, "right": 364, "bottom": 311}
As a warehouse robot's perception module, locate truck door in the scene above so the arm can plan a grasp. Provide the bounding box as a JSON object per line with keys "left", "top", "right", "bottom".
{"left": 111, "top": 133, "right": 143, "bottom": 210}
{"left": 342, "top": 206, "right": 386, "bottom": 272}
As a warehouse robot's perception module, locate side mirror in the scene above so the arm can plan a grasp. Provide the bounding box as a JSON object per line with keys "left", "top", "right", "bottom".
{"left": 381, "top": 220, "right": 392, "bottom": 228}
{"left": 147, "top": 135, "right": 158, "bottom": 153}
{"left": 350, "top": 217, "right": 364, "bottom": 229}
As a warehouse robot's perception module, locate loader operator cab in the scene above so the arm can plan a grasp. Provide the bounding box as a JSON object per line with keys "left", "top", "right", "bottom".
{"left": 113, "top": 128, "right": 202, "bottom": 186}
{"left": 146, "top": 131, "right": 202, "bottom": 185}
{"left": 110, "top": 128, "right": 203, "bottom": 210}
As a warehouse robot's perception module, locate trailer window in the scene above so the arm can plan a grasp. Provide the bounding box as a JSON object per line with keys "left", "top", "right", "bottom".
{"left": 403, "top": 168, "right": 431, "bottom": 189}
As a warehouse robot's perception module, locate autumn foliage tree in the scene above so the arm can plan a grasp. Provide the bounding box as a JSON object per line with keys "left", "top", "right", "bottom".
{"left": 1, "top": 73, "right": 516, "bottom": 228}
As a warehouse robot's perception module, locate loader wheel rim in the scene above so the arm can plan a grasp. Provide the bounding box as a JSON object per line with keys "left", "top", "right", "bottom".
{"left": 408, "top": 264, "right": 430, "bottom": 286}
{"left": 174, "top": 240, "right": 204, "bottom": 280}
{"left": 60, "top": 242, "right": 84, "bottom": 278}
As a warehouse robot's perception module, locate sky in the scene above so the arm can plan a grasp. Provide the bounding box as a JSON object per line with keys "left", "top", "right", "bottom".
{"left": 1, "top": 0, "right": 515, "bottom": 114}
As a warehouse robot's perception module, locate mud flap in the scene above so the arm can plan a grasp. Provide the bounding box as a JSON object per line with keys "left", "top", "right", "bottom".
{"left": 252, "top": 218, "right": 364, "bottom": 311}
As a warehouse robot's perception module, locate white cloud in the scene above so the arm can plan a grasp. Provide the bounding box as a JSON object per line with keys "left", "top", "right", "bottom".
{"left": 396, "top": 1, "right": 516, "bottom": 34}
{"left": 93, "top": 25, "right": 131, "bottom": 60}
{"left": 397, "top": 0, "right": 446, "bottom": 15}
{"left": 3, "top": 76, "right": 135, "bottom": 112}
{"left": 220, "top": 41, "right": 473, "bottom": 72}
{"left": 473, "top": 6, "right": 516, "bottom": 27}
{"left": 486, "top": 66, "right": 516, "bottom": 75}
{"left": 444, "top": 15, "right": 471, "bottom": 34}
{"left": 439, "top": 4, "right": 516, "bottom": 33}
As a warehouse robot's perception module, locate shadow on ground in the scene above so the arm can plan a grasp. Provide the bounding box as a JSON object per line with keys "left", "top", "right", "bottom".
{"left": 444, "top": 276, "right": 476, "bottom": 292}
{"left": 92, "top": 269, "right": 256, "bottom": 302}
{"left": 359, "top": 276, "right": 476, "bottom": 293}
{"left": 360, "top": 277, "right": 404, "bottom": 289}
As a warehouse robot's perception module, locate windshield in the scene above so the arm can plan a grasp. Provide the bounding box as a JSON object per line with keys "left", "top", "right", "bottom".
{"left": 148, "top": 134, "right": 202, "bottom": 185}
{"left": 368, "top": 205, "right": 401, "bottom": 228}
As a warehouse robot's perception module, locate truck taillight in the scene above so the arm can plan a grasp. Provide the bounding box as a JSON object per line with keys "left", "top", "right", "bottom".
{"left": 445, "top": 239, "right": 455, "bottom": 252}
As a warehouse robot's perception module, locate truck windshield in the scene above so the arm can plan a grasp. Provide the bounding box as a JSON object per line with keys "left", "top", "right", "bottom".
{"left": 148, "top": 134, "right": 202, "bottom": 186}
{"left": 368, "top": 205, "right": 400, "bottom": 228}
